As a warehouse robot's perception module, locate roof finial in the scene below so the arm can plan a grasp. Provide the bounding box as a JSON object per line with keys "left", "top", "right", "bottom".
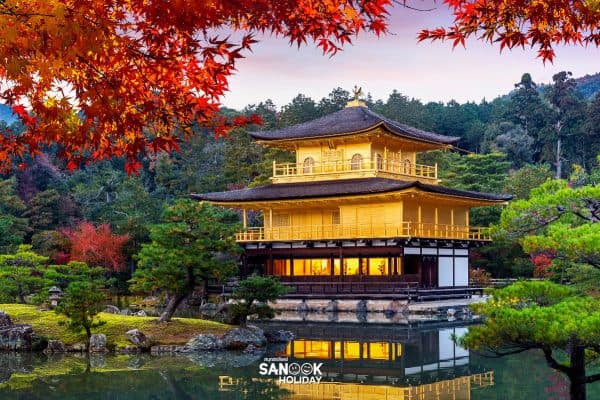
{"left": 346, "top": 85, "right": 367, "bottom": 108}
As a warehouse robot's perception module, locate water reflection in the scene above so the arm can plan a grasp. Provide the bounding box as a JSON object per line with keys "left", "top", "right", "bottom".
{"left": 0, "top": 323, "right": 498, "bottom": 400}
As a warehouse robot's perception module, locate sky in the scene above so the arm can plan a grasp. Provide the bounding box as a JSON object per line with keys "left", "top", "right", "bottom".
{"left": 222, "top": 3, "right": 600, "bottom": 110}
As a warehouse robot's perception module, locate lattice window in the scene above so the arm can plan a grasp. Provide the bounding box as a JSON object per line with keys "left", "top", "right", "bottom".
{"left": 273, "top": 214, "right": 290, "bottom": 227}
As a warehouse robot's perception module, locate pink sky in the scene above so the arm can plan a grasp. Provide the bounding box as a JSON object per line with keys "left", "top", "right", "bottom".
{"left": 222, "top": 3, "right": 600, "bottom": 109}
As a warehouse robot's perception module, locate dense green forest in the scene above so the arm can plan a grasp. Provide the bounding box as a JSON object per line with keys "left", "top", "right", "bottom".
{"left": 1, "top": 70, "right": 599, "bottom": 292}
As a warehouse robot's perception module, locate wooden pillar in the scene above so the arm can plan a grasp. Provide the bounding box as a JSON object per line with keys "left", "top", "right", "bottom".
{"left": 434, "top": 207, "right": 438, "bottom": 237}
{"left": 465, "top": 210, "right": 469, "bottom": 226}
{"left": 242, "top": 209, "right": 247, "bottom": 229}
{"left": 399, "top": 200, "right": 404, "bottom": 235}
{"left": 417, "top": 205, "right": 422, "bottom": 235}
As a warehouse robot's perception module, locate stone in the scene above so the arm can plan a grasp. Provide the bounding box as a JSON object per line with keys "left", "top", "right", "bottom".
{"left": 89, "top": 354, "right": 106, "bottom": 368}
{"left": 0, "top": 324, "right": 35, "bottom": 351}
{"left": 222, "top": 326, "right": 267, "bottom": 350}
{"left": 356, "top": 300, "right": 368, "bottom": 314}
{"left": 116, "top": 346, "right": 141, "bottom": 354}
{"left": 134, "top": 310, "right": 147, "bottom": 317}
{"left": 103, "top": 305, "right": 120, "bottom": 314}
{"left": 150, "top": 345, "right": 184, "bottom": 355}
{"left": 126, "top": 329, "right": 151, "bottom": 349}
{"left": 200, "top": 302, "right": 218, "bottom": 318}
{"left": 183, "top": 334, "right": 224, "bottom": 352}
{"left": 296, "top": 300, "right": 309, "bottom": 313}
{"left": 67, "top": 343, "right": 87, "bottom": 352}
{"left": 386, "top": 300, "right": 405, "bottom": 315}
{"left": 0, "top": 312, "right": 13, "bottom": 328}
{"left": 264, "top": 330, "right": 295, "bottom": 344}
{"left": 120, "top": 308, "right": 132, "bottom": 316}
{"left": 325, "top": 300, "right": 338, "bottom": 313}
{"left": 88, "top": 334, "right": 108, "bottom": 353}
{"left": 44, "top": 340, "right": 66, "bottom": 354}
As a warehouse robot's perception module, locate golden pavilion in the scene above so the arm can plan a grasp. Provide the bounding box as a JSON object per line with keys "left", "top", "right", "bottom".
{"left": 194, "top": 93, "right": 510, "bottom": 297}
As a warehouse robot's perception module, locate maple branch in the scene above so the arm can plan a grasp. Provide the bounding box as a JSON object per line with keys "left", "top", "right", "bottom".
{"left": 391, "top": 0, "right": 436, "bottom": 12}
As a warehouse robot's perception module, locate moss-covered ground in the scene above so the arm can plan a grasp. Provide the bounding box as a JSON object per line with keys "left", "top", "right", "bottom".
{"left": 0, "top": 304, "right": 231, "bottom": 347}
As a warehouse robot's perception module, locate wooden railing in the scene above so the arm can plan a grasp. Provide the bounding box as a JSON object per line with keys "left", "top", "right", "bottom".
{"left": 272, "top": 158, "right": 437, "bottom": 181}
{"left": 236, "top": 222, "right": 491, "bottom": 242}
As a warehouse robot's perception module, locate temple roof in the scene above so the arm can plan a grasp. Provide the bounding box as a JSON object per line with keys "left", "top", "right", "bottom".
{"left": 191, "top": 178, "right": 512, "bottom": 203}
{"left": 250, "top": 106, "right": 460, "bottom": 145}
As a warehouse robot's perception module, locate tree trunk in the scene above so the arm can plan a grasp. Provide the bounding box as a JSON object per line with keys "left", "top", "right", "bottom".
{"left": 158, "top": 293, "right": 187, "bottom": 323}
{"left": 85, "top": 326, "right": 92, "bottom": 352}
{"left": 17, "top": 286, "right": 24, "bottom": 304}
{"left": 556, "top": 137, "right": 562, "bottom": 179}
{"left": 568, "top": 344, "right": 586, "bottom": 400}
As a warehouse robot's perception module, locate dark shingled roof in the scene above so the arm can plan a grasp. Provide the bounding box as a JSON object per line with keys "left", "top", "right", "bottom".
{"left": 250, "top": 106, "right": 460, "bottom": 145}
{"left": 191, "top": 178, "right": 512, "bottom": 203}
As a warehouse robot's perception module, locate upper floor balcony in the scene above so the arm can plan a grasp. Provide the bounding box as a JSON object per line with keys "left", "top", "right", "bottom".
{"left": 235, "top": 221, "right": 491, "bottom": 242}
{"left": 271, "top": 157, "right": 438, "bottom": 184}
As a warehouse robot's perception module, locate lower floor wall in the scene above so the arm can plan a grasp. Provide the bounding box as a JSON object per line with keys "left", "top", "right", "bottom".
{"left": 241, "top": 244, "right": 472, "bottom": 288}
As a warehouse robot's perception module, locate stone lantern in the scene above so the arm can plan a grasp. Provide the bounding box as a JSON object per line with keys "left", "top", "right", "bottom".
{"left": 48, "top": 286, "right": 63, "bottom": 308}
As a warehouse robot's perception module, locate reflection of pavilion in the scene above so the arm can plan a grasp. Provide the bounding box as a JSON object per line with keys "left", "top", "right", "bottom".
{"left": 283, "top": 327, "right": 476, "bottom": 386}
{"left": 219, "top": 325, "right": 494, "bottom": 400}
{"left": 219, "top": 373, "right": 494, "bottom": 400}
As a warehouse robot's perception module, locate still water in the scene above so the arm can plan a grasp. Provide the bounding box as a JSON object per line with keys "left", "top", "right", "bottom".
{"left": 0, "top": 322, "right": 598, "bottom": 399}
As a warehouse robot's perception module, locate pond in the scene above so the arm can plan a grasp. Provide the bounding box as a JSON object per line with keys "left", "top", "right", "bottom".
{"left": 0, "top": 321, "right": 598, "bottom": 399}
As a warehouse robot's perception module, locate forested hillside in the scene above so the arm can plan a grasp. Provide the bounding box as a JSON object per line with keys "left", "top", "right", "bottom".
{"left": 0, "top": 70, "right": 599, "bottom": 289}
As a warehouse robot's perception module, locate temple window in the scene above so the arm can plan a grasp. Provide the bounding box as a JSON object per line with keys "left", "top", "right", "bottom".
{"left": 350, "top": 153, "right": 363, "bottom": 170}
{"left": 343, "top": 258, "right": 360, "bottom": 275}
{"left": 376, "top": 153, "right": 383, "bottom": 170}
{"left": 368, "top": 258, "right": 389, "bottom": 275}
{"left": 303, "top": 157, "right": 315, "bottom": 173}
{"left": 403, "top": 158, "right": 412, "bottom": 174}
{"left": 332, "top": 210, "right": 341, "bottom": 225}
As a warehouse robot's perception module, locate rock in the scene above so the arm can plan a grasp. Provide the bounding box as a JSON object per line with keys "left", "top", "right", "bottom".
{"left": 222, "top": 326, "right": 267, "bottom": 350}
{"left": 44, "top": 340, "right": 66, "bottom": 354}
{"left": 200, "top": 302, "right": 218, "bottom": 318}
{"left": 134, "top": 310, "right": 147, "bottom": 317}
{"left": 244, "top": 344, "right": 261, "bottom": 353}
{"left": 150, "top": 345, "right": 184, "bottom": 355}
{"left": 0, "top": 324, "right": 35, "bottom": 351}
{"left": 0, "top": 312, "right": 13, "bottom": 328}
{"left": 89, "top": 354, "right": 106, "bottom": 368}
{"left": 447, "top": 308, "right": 456, "bottom": 317}
{"left": 89, "top": 334, "right": 108, "bottom": 353}
{"left": 325, "top": 300, "right": 338, "bottom": 313}
{"left": 183, "top": 334, "right": 223, "bottom": 352}
{"left": 127, "top": 355, "right": 149, "bottom": 370}
{"left": 356, "top": 300, "right": 368, "bottom": 314}
{"left": 296, "top": 300, "right": 309, "bottom": 313}
{"left": 120, "top": 308, "right": 132, "bottom": 316}
{"left": 103, "top": 305, "right": 120, "bottom": 314}
{"left": 0, "top": 353, "right": 35, "bottom": 384}
{"left": 186, "top": 348, "right": 265, "bottom": 368}
{"left": 116, "top": 346, "right": 141, "bottom": 354}
{"left": 67, "top": 343, "right": 87, "bottom": 352}
{"left": 126, "top": 329, "right": 151, "bottom": 349}
{"left": 264, "top": 330, "right": 295, "bottom": 344}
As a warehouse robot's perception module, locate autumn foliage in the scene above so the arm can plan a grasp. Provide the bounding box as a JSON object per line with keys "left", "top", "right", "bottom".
{"left": 531, "top": 252, "right": 555, "bottom": 278}
{"left": 0, "top": 0, "right": 390, "bottom": 173}
{"left": 419, "top": 0, "right": 600, "bottom": 62}
{"left": 63, "top": 221, "right": 129, "bottom": 272}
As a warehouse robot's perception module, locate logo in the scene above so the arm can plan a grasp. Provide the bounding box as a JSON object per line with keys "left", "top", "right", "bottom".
{"left": 259, "top": 357, "right": 323, "bottom": 384}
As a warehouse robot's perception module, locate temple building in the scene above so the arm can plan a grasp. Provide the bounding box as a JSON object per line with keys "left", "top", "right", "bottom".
{"left": 193, "top": 92, "right": 510, "bottom": 297}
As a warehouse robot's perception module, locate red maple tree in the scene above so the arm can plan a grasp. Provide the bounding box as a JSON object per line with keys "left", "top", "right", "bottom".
{"left": 419, "top": 0, "right": 600, "bottom": 62}
{"left": 63, "top": 221, "right": 130, "bottom": 272}
{"left": 0, "top": 0, "right": 391, "bottom": 172}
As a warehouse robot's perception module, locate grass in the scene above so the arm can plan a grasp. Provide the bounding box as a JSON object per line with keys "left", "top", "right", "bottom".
{"left": 0, "top": 304, "right": 232, "bottom": 348}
